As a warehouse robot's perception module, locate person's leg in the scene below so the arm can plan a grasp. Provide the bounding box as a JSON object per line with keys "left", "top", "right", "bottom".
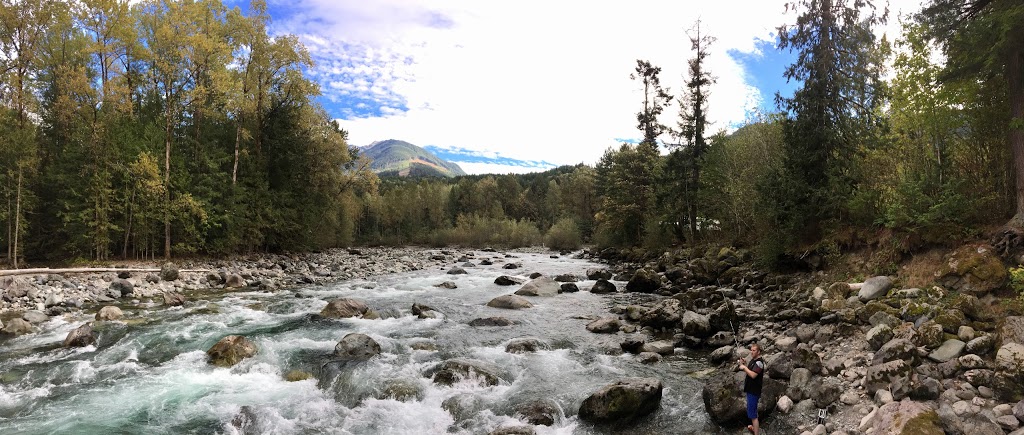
{"left": 746, "top": 393, "right": 758, "bottom": 433}
{"left": 752, "top": 416, "right": 759, "bottom": 435}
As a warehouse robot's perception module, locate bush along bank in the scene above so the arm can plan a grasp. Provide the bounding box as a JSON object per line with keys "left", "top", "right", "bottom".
{"left": 580, "top": 243, "right": 1024, "bottom": 435}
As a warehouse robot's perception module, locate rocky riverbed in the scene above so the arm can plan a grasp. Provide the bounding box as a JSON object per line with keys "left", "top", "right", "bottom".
{"left": 3, "top": 242, "right": 1024, "bottom": 434}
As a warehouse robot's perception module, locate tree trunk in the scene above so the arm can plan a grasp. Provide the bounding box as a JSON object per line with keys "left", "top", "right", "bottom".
{"left": 1009, "top": 47, "right": 1024, "bottom": 227}
{"left": 164, "top": 108, "right": 172, "bottom": 260}
{"left": 13, "top": 168, "right": 21, "bottom": 269}
{"left": 233, "top": 120, "right": 242, "bottom": 185}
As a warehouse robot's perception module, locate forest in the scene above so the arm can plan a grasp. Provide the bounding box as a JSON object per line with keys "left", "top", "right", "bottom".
{"left": 0, "top": 0, "right": 1021, "bottom": 273}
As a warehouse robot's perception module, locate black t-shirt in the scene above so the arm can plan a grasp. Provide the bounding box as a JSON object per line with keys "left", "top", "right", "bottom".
{"left": 743, "top": 357, "right": 764, "bottom": 395}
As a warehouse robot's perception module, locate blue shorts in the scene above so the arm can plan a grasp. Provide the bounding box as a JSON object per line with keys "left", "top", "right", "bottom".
{"left": 746, "top": 393, "right": 760, "bottom": 420}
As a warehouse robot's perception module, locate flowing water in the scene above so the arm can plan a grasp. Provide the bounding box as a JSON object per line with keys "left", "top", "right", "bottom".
{"left": 0, "top": 252, "right": 732, "bottom": 434}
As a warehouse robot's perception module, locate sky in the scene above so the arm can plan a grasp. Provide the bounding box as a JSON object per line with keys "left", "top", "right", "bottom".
{"left": 258, "top": 0, "right": 926, "bottom": 175}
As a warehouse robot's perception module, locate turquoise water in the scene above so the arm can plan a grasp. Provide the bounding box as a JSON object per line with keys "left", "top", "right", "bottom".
{"left": 0, "top": 252, "right": 724, "bottom": 434}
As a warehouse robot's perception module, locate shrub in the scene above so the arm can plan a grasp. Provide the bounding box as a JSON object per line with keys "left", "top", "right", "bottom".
{"left": 545, "top": 218, "right": 582, "bottom": 251}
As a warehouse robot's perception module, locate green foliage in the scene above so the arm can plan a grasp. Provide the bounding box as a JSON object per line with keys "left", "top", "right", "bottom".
{"left": 1010, "top": 267, "right": 1024, "bottom": 304}
{"left": 430, "top": 214, "right": 541, "bottom": 248}
{"left": 545, "top": 218, "right": 581, "bottom": 251}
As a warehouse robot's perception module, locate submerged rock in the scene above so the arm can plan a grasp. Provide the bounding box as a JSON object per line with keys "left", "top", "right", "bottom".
{"left": 434, "top": 281, "right": 458, "bottom": 289}
{"left": 590, "top": 279, "right": 617, "bottom": 294}
{"left": 506, "top": 337, "right": 545, "bottom": 353}
{"left": 428, "top": 358, "right": 503, "bottom": 387}
{"left": 578, "top": 377, "right": 663, "bottom": 423}
{"left": 469, "top": 317, "right": 515, "bottom": 327}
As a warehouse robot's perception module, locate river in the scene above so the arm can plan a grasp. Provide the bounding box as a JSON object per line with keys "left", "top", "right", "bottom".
{"left": 0, "top": 251, "right": 732, "bottom": 434}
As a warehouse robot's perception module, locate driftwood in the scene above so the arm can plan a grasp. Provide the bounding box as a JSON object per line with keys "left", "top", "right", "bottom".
{"left": 0, "top": 267, "right": 209, "bottom": 278}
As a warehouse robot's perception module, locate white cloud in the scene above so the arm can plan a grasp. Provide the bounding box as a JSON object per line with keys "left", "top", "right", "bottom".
{"left": 274, "top": 0, "right": 925, "bottom": 174}
{"left": 455, "top": 161, "right": 555, "bottom": 175}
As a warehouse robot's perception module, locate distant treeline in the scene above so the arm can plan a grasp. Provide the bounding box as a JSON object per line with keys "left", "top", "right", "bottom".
{"left": 0, "top": 0, "right": 1020, "bottom": 273}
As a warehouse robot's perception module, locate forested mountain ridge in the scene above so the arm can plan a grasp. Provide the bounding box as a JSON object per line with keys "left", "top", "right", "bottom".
{"left": 362, "top": 140, "right": 467, "bottom": 178}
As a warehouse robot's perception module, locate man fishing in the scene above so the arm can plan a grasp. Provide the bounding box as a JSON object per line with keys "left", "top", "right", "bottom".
{"left": 738, "top": 343, "right": 765, "bottom": 434}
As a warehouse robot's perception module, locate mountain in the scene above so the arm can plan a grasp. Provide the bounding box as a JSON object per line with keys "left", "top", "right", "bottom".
{"left": 361, "top": 139, "right": 467, "bottom": 178}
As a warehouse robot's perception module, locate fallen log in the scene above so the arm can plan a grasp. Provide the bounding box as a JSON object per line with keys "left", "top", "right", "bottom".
{"left": 0, "top": 267, "right": 209, "bottom": 277}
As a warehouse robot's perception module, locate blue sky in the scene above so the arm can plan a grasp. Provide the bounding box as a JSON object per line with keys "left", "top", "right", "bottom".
{"left": 257, "top": 0, "right": 921, "bottom": 174}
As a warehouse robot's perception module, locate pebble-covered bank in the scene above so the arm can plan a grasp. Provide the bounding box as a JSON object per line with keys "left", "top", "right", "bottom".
{"left": 0, "top": 247, "right": 453, "bottom": 317}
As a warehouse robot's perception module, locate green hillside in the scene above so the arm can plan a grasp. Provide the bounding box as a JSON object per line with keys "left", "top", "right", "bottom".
{"left": 362, "top": 139, "right": 467, "bottom": 178}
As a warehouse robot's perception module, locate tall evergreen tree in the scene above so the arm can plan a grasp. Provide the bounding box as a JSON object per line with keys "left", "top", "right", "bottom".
{"left": 672, "top": 19, "right": 717, "bottom": 241}
{"left": 631, "top": 59, "right": 673, "bottom": 148}
{"left": 772, "top": 0, "right": 886, "bottom": 244}
{"left": 917, "top": 1, "right": 1024, "bottom": 240}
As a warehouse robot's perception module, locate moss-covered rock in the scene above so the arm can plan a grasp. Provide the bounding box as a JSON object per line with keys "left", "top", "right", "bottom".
{"left": 207, "top": 335, "right": 257, "bottom": 367}
{"left": 858, "top": 301, "right": 901, "bottom": 324}
{"left": 939, "top": 244, "right": 1008, "bottom": 297}
{"left": 579, "top": 377, "right": 663, "bottom": 423}
{"left": 284, "top": 370, "right": 313, "bottom": 382}
{"left": 933, "top": 309, "right": 966, "bottom": 334}
{"left": 915, "top": 321, "right": 945, "bottom": 349}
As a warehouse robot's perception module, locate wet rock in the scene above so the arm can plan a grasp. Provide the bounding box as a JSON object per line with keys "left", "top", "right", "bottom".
{"left": 640, "top": 340, "right": 674, "bottom": 355}
{"left": 559, "top": 283, "right": 579, "bottom": 293}
{"left": 284, "top": 370, "right": 313, "bottom": 382}
{"left": 207, "top": 335, "right": 258, "bottom": 367}
{"left": 469, "top": 317, "right": 515, "bottom": 327}
{"left": 110, "top": 279, "right": 134, "bottom": 297}
{"left": 579, "top": 377, "right": 663, "bottom": 423}
{"left": 553, "top": 274, "right": 577, "bottom": 283}
{"left": 162, "top": 291, "right": 186, "bottom": 307}
{"left": 1, "top": 318, "right": 34, "bottom": 336}
{"left": 159, "top": 262, "right": 179, "bottom": 281}
{"left": 494, "top": 276, "right": 521, "bottom": 286}
{"left": 620, "top": 337, "right": 645, "bottom": 354}
{"left": 488, "top": 426, "right": 536, "bottom": 435}
{"left": 63, "top": 323, "right": 96, "bottom": 348}
{"left": 638, "top": 352, "right": 661, "bottom": 364}
{"left": 21, "top": 310, "right": 48, "bottom": 324}
{"left": 380, "top": 379, "right": 423, "bottom": 402}
{"left": 514, "top": 277, "right": 559, "bottom": 297}
{"left": 334, "top": 333, "right": 381, "bottom": 361}
{"left": 857, "top": 276, "right": 893, "bottom": 301}
{"left": 506, "top": 338, "right": 545, "bottom": 353}
{"left": 320, "top": 298, "right": 370, "bottom": 318}
{"left": 586, "top": 269, "right": 612, "bottom": 280}
{"left": 586, "top": 317, "right": 620, "bottom": 333}
{"left": 515, "top": 399, "right": 560, "bottom": 426}
{"left": 429, "top": 358, "right": 502, "bottom": 387}
{"left": 625, "top": 269, "right": 661, "bottom": 293}
{"left": 434, "top": 281, "right": 457, "bottom": 289}
{"left": 502, "top": 263, "right": 520, "bottom": 270}
{"left": 411, "top": 303, "right": 441, "bottom": 319}
{"left": 447, "top": 267, "right": 467, "bottom": 275}
{"left": 529, "top": 272, "right": 543, "bottom": 279}
{"left": 590, "top": 279, "right": 616, "bottom": 294}
{"left": 231, "top": 405, "right": 263, "bottom": 435}
{"left": 225, "top": 274, "right": 246, "bottom": 288}
{"left": 486, "top": 295, "right": 533, "bottom": 309}
{"left": 442, "top": 393, "right": 485, "bottom": 421}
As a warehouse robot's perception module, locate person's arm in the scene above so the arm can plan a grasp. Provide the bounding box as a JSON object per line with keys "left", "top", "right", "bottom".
{"left": 738, "top": 359, "right": 762, "bottom": 378}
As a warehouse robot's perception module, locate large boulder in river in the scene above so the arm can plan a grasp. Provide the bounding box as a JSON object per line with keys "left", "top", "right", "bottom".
{"left": 939, "top": 244, "right": 1008, "bottom": 296}
{"left": 639, "top": 298, "right": 683, "bottom": 329}
{"left": 334, "top": 333, "right": 381, "bottom": 361}
{"left": 578, "top": 377, "right": 663, "bottom": 423}
{"left": 486, "top": 295, "right": 533, "bottom": 309}
{"left": 590, "top": 279, "right": 616, "bottom": 294}
{"left": 320, "top": 298, "right": 370, "bottom": 318}
{"left": 207, "top": 335, "right": 258, "bottom": 367}
{"left": 586, "top": 317, "right": 620, "bottom": 333}
{"left": 96, "top": 305, "right": 123, "bottom": 321}
{"left": 163, "top": 291, "right": 186, "bottom": 306}
{"left": 587, "top": 269, "right": 612, "bottom": 280}
{"left": 428, "top": 358, "right": 503, "bottom": 387}
{"left": 858, "top": 276, "right": 893, "bottom": 301}
{"left": 63, "top": 323, "right": 96, "bottom": 348}
{"left": 514, "top": 277, "right": 559, "bottom": 297}
{"left": 224, "top": 274, "right": 246, "bottom": 288}
{"left": 702, "top": 369, "right": 784, "bottom": 426}
{"left": 625, "top": 269, "right": 661, "bottom": 293}
{"left": 494, "top": 276, "right": 522, "bottom": 286}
